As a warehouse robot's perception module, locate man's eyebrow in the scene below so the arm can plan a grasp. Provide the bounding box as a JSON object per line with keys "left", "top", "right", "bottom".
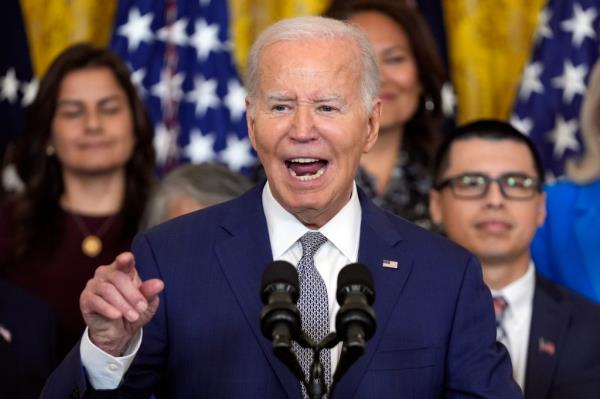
{"left": 264, "top": 93, "right": 347, "bottom": 105}
{"left": 266, "top": 93, "right": 296, "bottom": 102}
{"left": 313, "top": 95, "right": 344, "bottom": 103}
{"left": 452, "top": 170, "right": 536, "bottom": 177}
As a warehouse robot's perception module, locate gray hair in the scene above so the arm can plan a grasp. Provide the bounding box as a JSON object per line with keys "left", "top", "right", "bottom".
{"left": 246, "top": 16, "right": 379, "bottom": 114}
{"left": 139, "top": 163, "right": 253, "bottom": 231}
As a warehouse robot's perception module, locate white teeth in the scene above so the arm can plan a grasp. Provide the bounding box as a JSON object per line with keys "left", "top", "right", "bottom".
{"left": 290, "top": 158, "right": 319, "bottom": 163}
{"left": 288, "top": 165, "right": 326, "bottom": 181}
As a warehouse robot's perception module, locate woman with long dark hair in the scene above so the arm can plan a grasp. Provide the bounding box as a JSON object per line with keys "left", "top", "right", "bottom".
{"left": 0, "top": 43, "right": 155, "bottom": 355}
{"left": 325, "top": 0, "right": 447, "bottom": 228}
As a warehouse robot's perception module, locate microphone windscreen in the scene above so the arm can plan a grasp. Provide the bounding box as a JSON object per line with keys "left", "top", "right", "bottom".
{"left": 336, "top": 263, "right": 374, "bottom": 303}
{"left": 337, "top": 263, "right": 373, "bottom": 289}
{"left": 261, "top": 260, "right": 299, "bottom": 294}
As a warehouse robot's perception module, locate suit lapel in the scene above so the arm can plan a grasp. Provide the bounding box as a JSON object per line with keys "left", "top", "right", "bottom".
{"left": 332, "top": 191, "right": 413, "bottom": 398}
{"left": 524, "top": 275, "right": 570, "bottom": 398}
{"left": 214, "top": 186, "right": 302, "bottom": 399}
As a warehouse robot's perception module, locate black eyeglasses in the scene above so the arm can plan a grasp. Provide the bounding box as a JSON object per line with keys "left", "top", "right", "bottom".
{"left": 434, "top": 172, "right": 542, "bottom": 200}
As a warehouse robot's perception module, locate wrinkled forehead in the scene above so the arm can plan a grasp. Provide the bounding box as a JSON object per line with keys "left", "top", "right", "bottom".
{"left": 257, "top": 37, "right": 362, "bottom": 94}
{"left": 260, "top": 37, "right": 361, "bottom": 74}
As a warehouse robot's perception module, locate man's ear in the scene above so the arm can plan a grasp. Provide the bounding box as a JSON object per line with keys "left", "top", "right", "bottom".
{"left": 245, "top": 97, "right": 257, "bottom": 150}
{"left": 428, "top": 189, "right": 444, "bottom": 226}
{"left": 362, "top": 99, "right": 381, "bottom": 153}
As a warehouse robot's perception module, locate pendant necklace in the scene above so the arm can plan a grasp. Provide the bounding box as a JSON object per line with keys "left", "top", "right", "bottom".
{"left": 70, "top": 212, "right": 117, "bottom": 258}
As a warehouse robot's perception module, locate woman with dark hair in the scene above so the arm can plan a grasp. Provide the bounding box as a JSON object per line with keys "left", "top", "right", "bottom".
{"left": 324, "top": 0, "right": 447, "bottom": 228}
{"left": 0, "top": 43, "right": 155, "bottom": 355}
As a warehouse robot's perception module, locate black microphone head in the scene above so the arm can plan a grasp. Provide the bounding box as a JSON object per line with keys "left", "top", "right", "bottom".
{"left": 261, "top": 261, "right": 299, "bottom": 303}
{"left": 336, "top": 263, "right": 374, "bottom": 304}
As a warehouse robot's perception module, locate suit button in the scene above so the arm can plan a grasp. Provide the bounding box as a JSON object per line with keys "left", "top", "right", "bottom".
{"left": 69, "top": 387, "right": 80, "bottom": 399}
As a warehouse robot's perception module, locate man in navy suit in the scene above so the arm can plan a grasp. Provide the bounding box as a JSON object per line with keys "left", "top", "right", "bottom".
{"left": 41, "top": 17, "right": 520, "bottom": 398}
{"left": 429, "top": 119, "right": 600, "bottom": 398}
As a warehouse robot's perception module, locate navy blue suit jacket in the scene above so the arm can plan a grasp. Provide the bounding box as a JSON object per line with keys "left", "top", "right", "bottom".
{"left": 525, "top": 274, "right": 600, "bottom": 399}
{"left": 0, "top": 280, "right": 59, "bottom": 399}
{"left": 42, "top": 185, "right": 521, "bottom": 398}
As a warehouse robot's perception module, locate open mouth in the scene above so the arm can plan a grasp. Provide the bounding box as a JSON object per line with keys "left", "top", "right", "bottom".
{"left": 285, "top": 158, "right": 328, "bottom": 181}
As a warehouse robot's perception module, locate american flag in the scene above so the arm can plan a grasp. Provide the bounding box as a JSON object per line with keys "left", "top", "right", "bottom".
{"left": 0, "top": 0, "right": 36, "bottom": 162}
{"left": 111, "top": 0, "right": 256, "bottom": 175}
{"left": 511, "top": 0, "right": 599, "bottom": 180}
{"left": 538, "top": 337, "right": 556, "bottom": 356}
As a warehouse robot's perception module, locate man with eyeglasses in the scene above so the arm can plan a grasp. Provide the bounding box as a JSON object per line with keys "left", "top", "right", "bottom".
{"left": 429, "top": 119, "right": 600, "bottom": 399}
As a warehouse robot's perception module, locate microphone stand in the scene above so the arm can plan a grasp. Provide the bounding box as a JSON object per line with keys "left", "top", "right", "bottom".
{"left": 299, "top": 331, "right": 337, "bottom": 399}
{"left": 263, "top": 262, "right": 375, "bottom": 399}
{"left": 271, "top": 330, "right": 359, "bottom": 399}
{"left": 328, "top": 330, "right": 364, "bottom": 398}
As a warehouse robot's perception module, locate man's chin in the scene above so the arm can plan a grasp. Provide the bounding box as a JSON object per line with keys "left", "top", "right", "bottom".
{"left": 478, "top": 250, "right": 516, "bottom": 266}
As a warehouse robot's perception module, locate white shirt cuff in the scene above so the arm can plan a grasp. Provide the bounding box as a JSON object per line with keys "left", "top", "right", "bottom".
{"left": 79, "top": 327, "right": 143, "bottom": 389}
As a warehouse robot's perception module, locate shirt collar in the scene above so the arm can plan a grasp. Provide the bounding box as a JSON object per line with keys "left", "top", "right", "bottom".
{"left": 491, "top": 261, "right": 535, "bottom": 318}
{"left": 262, "top": 181, "right": 361, "bottom": 261}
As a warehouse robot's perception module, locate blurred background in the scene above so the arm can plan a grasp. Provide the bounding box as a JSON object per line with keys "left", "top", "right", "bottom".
{"left": 2, "top": 0, "right": 598, "bottom": 180}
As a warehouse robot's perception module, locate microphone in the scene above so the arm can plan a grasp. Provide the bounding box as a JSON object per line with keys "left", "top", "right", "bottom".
{"left": 260, "top": 261, "right": 305, "bottom": 382}
{"left": 333, "top": 263, "right": 376, "bottom": 385}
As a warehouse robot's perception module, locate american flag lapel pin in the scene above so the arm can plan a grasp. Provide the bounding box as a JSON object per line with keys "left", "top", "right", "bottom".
{"left": 0, "top": 324, "right": 12, "bottom": 344}
{"left": 538, "top": 337, "right": 555, "bottom": 356}
{"left": 382, "top": 259, "right": 398, "bottom": 269}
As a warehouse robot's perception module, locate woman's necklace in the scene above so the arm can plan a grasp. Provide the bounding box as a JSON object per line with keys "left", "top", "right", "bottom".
{"left": 70, "top": 213, "right": 117, "bottom": 257}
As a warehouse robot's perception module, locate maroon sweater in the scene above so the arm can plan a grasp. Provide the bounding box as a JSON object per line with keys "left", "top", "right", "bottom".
{"left": 1, "top": 207, "right": 133, "bottom": 356}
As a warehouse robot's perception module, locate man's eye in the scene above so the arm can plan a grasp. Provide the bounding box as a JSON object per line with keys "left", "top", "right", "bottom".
{"left": 505, "top": 176, "right": 530, "bottom": 188}
{"left": 318, "top": 105, "right": 336, "bottom": 112}
{"left": 459, "top": 175, "right": 483, "bottom": 187}
{"left": 272, "top": 104, "right": 287, "bottom": 112}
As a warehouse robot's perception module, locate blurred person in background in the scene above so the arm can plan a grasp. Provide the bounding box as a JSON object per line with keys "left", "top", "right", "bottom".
{"left": 139, "top": 162, "right": 252, "bottom": 231}
{"left": 0, "top": 43, "right": 155, "bottom": 356}
{"left": 324, "top": 0, "right": 446, "bottom": 229}
{"left": 532, "top": 59, "right": 600, "bottom": 304}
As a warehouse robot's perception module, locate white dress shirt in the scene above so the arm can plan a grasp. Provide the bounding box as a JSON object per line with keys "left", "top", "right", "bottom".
{"left": 490, "top": 262, "right": 535, "bottom": 391}
{"left": 263, "top": 181, "right": 361, "bottom": 373}
{"left": 81, "top": 182, "right": 362, "bottom": 389}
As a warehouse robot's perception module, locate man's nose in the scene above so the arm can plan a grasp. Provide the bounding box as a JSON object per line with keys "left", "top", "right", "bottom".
{"left": 484, "top": 181, "right": 505, "bottom": 207}
{"left": 290, "top": 105, "right": 317, "bottom": 141}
